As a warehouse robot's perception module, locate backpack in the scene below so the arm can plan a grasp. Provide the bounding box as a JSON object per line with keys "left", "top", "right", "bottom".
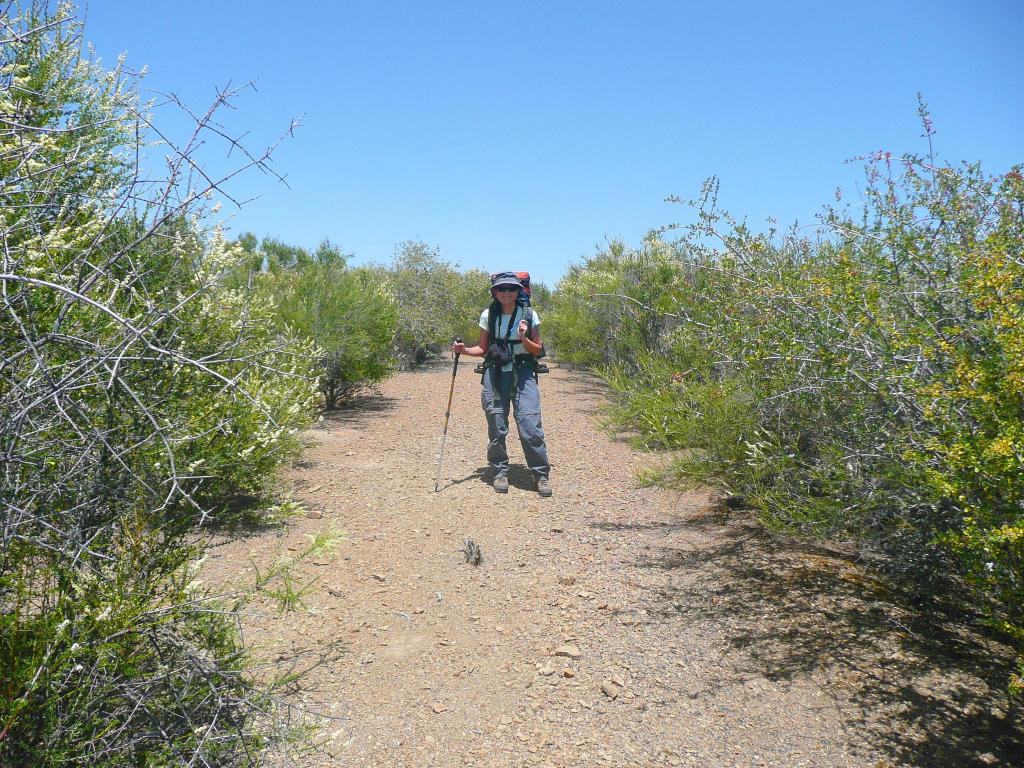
{"left": 511, "top": 271, "right": 532, "bottom": 305}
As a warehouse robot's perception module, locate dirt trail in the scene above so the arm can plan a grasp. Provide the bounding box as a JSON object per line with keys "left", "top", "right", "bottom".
{"left": 205, "top": 365, "right": 1020, "bottom": 768}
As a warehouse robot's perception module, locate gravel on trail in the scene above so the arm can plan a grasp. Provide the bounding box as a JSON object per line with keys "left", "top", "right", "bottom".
{"left": 204, "top": 364, "right": 1021, "bottom": 768}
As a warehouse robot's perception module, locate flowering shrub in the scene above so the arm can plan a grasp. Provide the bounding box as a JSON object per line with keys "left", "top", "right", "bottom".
{"left": 1, "top": 4, "right": 319, "bottom": 764}
{"left": 552, "top": 143, "right": 1024, "bottom": 695}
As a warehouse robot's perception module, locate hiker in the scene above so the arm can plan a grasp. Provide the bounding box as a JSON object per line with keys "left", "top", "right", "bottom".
{"left": 452, "top": 272, "right": 552, "bottom": 497}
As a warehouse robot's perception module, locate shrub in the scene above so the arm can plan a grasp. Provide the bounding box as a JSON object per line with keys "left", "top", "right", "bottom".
{"left": 546, "top": 239, "right": 685, "bottom": 369}
{"left": 266, "top": 259, "right": 398, "bottom": 408}
{"left": 382, "top": 241, "right": 489, "bottom": 366}
{"left": 554, "top": 132, "right": 1024, "bottom": 694}
{"left": 1, "top": 4, "right": 319, "bottom": 764}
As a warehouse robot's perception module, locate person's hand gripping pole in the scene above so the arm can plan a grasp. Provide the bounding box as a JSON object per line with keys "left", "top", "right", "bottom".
{"left": 434, "top": 337, "right": 462, "bottom": 492}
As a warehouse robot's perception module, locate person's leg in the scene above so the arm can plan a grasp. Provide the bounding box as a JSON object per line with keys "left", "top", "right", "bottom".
{"left": 512, "top": 368, "right": 550, "bottom": 483}
{"left": 481, "top": 369, "right": 513, "bottom": 484}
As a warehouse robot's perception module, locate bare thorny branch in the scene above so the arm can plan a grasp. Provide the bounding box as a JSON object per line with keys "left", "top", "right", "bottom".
{"left": 1, "top": 7, "right": 323, "bottom": 766}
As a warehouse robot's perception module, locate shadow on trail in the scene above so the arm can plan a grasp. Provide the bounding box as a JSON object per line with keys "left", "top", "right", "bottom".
{"left": 317, "top": 392, "right": 399, "bottom": 429}
{"left": 591, "top": 518, "right": 697, "bottom": 535}
{"left": 447, "top": 466, "right": 488, "bottom": 489}
{"left": 448, "top": 465, "right": 536, "bottom": 492}
{"left": 198, "top": 493, "right": 289, "bottom": 539}
{"left": 562, "top": 368, "right": 609, "bottom": 397}
{"left": 506, "top": 465, "right": 537, "bottom": 491}
{"left": 608, "top": 507, "right": 1023, "bottom": 767}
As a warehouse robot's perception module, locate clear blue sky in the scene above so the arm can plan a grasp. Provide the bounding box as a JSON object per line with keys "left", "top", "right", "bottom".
{"left": 81, "top": 1, "right": 1023, "bottom": 285}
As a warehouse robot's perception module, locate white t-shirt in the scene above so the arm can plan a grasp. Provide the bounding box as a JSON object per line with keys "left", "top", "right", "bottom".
{"left": 479, "top": 305, "right": 541, "bottom": 372}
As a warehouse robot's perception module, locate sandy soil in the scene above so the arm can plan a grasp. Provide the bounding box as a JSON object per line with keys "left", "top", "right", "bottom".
{"left": 204, "top": 364, "right": 1022, "bottom": 768}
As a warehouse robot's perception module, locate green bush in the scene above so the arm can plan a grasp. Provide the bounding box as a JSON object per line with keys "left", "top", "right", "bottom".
{"left": 554, "top": 140, "right": 1024, "bottom": 694}
{"left": 382, "top": 241, "right": 489, "bottom": 366}
{"left": 546, "top": 239, "right": 685, "bottom": 369}
{"left": 0, "top": 531, "right": 257, "bottom": 768}
{"left": 1, "top": 4, "right": 320, "bottom": 764}
{"left": 267, "top": 259, "right": 399, "bottom": 408}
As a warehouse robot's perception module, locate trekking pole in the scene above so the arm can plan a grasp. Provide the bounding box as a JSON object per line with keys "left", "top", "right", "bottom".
{"left": 434, "top": 337, "right": 462, "bottom": 492}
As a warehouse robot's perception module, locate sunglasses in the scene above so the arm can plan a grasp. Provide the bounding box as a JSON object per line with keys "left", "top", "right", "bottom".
{"left": 494, "top": 285, "right": 519, "bottom": 293}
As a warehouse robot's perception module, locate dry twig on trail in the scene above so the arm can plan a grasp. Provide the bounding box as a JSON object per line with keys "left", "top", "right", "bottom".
{"left": 460, "top": 538, "right": 483, "bottom": 566}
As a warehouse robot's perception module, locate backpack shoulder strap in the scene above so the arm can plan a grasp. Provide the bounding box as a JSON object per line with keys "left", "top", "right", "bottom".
{"left": 487, "top": 300, "right": 499, "bottom": 340}
{"left": 503, "top": 307, "right": 517, "bottom": 339}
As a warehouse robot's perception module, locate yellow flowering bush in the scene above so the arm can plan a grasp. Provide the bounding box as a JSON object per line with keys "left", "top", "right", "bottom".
{"left": 552, "top": 141, "right": 1024, "bottom": 696}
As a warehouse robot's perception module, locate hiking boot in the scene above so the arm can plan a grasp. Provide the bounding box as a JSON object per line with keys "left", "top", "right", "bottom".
{"left": 536, "top": 476, "right": 552, "bottom": 497}
{"left": 493, "top": 475, "right": 509, "bottom": 494}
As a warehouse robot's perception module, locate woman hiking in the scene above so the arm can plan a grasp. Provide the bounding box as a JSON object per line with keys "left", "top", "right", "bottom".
{"left": 452, "top": 272, "right": 552, "bottom": 497}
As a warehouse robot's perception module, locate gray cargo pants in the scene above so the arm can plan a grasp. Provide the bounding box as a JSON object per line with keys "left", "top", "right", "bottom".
{"left": 481, "top": 363, "right": 550, "bottom": 480}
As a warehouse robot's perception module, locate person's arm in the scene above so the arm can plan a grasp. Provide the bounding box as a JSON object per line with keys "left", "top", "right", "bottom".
{"left": 517, "top": 320, "right": 543, "bottom": 356}
{"left": 453, "top": 328, "right": 489, "bottom": 357}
